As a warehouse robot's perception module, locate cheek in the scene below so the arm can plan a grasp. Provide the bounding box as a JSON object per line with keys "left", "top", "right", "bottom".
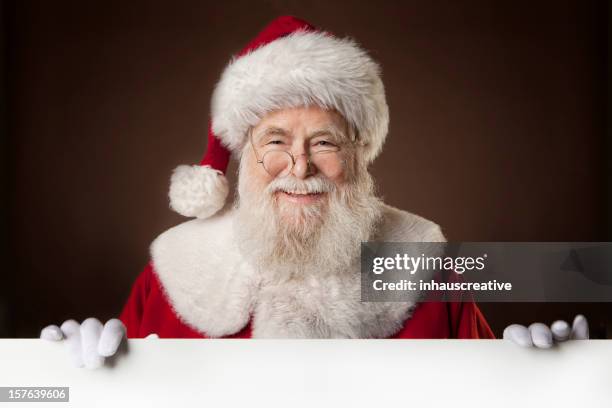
{"left": 242, "top": 152, "right": 275, "bottom": 193}
{"left": 322, "top": 167, "right": 346, "bottom": 185}
{"left": 321, "top": 152, "right": 356, "bottom": 186}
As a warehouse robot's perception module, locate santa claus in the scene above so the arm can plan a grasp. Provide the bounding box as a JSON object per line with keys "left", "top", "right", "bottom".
{"left": 41, "top": 16, "right": 588, "bottom": 368}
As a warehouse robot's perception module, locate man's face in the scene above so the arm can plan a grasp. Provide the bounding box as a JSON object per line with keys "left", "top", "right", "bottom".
{"left": 235, "top": 105, "right": 380, "bottom": 273}
{"left": 243, "top": 105, "right": 353, "bottom": 224}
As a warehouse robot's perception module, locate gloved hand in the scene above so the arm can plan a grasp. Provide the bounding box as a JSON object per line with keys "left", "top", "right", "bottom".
{"left": 503, "top": 314, "right": 589, "bottom": 348}
{"left": 40, "top": 318, "right": 126, "bottom": 369}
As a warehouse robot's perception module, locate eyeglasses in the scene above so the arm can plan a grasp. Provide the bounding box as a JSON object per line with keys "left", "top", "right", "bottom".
{"left": 249, "top": 129, "right": 346, "bottom": 178}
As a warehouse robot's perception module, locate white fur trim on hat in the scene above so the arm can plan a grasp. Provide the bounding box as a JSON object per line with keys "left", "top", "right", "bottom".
{"left": 211, "top": 31, "right": 389, "bottom": 163}
{"left": 169, "top": 165, "right": 229, "bottom": 219}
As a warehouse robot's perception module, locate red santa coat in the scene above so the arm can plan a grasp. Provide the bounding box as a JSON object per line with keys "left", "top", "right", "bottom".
{"left": 119, "top": 205, "right": 495, "bottom": 340}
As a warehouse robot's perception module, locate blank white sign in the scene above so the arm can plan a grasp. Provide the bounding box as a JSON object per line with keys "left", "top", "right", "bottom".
{"left": 0, "top": 339, "right": 610, "bottom": 407}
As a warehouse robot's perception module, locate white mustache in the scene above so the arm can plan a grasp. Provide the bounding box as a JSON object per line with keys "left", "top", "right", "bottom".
{"left": 266, "top": 176, "right": 335, "bottom": 195}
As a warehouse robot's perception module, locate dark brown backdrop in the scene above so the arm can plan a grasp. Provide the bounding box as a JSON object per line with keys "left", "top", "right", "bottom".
{"left": 2, "top": 0, "right": 610, "bottom": 338}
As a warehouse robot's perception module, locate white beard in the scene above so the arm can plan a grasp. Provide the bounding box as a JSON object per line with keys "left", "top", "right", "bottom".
{"left": 232, "top": 154, "right": 415, "bottom": 339}
{"left": 234, "top": 160, "right": 383, "bottom": 284}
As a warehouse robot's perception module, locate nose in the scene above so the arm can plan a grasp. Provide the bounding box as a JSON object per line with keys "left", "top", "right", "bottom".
{"left": 291, "top": 153, "right": 314, "bottom": 179}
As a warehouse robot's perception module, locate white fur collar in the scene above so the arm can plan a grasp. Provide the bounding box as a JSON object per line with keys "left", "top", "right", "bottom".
{"left": 150, "top": 204, "right": 445, "bottom": 338}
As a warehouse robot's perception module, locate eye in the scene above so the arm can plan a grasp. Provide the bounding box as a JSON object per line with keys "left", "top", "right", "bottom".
{"left": 266, "top": 140, "right": 284, "bottom": 146}
{"left": 314, "top": 140, "right": 336, "bottom": 147}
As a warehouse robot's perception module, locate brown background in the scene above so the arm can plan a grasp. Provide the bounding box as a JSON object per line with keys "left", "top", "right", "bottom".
{"left": 1, "top": 0, "right": 610, "bottom": 338}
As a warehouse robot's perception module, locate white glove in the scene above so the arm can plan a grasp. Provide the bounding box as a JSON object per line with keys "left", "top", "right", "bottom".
{"left": 503, "top": 314, "right": 589, "bottom": 348}
{"left": 40, "top": 318, "right": 126, "bottom": 369}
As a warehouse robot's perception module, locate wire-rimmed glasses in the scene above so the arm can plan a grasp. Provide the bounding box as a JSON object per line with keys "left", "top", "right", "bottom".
{"left": 249, "top": 129, "right": 346, "bottom": 178}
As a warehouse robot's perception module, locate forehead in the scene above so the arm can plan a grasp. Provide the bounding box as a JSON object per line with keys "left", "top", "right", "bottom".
{"left": 252, "top": 106, "right": 348, "bottom": 136}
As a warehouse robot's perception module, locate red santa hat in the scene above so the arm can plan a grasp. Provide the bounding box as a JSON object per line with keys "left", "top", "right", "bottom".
{"left": 169, "top": 16, "right": 389, "bottom": 219}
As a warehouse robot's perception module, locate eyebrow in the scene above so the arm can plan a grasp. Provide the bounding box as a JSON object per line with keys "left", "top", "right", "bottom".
{"left": 254, "top": 126, "right": 289, "bottom": 143}
{"left": 253, "top": 125, "right": 346, "bottom": 144}
{"left": 309, "top": 127, "right": 344, "bottom": 141}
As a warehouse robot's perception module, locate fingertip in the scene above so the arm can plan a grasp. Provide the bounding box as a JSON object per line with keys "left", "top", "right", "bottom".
{"left": 60, "top": 319, "right": 80, "bottom": 334}
{"left": 571, "top": 314, "right": 589, "bottom": 340}
{"left": 40, "top": 325, "right": 63, "bottom": 341}
{"left": 551, "top": 320, "right": 570, "bottom": 342}
{"left": 529, "top": 323, "right": 553, "bottom": 349}
{"left": 81, "top": 317, "right": 103, "bottom": 330}
{"left": 104, "top": 318, "right": 126, "bottom": 334}
{"left": 80, "top": 318, "right": 103, "bottom": 343}
{"left": 98, "top": 318, "right": 126, "bottom": 357}
{"left": 503, "top": 324, "right": 533, "bottom": 347}
{"left": 573, "top": 314, "right": 588, "bottom": 326}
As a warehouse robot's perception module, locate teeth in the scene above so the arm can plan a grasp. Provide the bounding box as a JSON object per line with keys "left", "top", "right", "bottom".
{"left": 283, "top": 190, "right": 317, "bottom": 195}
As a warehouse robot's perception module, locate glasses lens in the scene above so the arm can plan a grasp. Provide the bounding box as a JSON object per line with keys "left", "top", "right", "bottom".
{"left": 262, "top": 150, "right": 293, "bottom": 177}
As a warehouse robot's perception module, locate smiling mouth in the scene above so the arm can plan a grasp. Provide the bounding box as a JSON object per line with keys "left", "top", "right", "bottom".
{"left": 276, "top": 190, "right": 326, "bottom": 204}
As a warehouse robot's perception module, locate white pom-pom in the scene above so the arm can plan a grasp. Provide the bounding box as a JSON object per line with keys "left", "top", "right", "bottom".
{"left": 169, "top": 165, "right": 229, "bottom": 219}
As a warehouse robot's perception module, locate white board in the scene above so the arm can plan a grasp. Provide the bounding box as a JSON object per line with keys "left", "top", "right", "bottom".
{"left": 0, "top": 339, "right": 610, "bottom": 407}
